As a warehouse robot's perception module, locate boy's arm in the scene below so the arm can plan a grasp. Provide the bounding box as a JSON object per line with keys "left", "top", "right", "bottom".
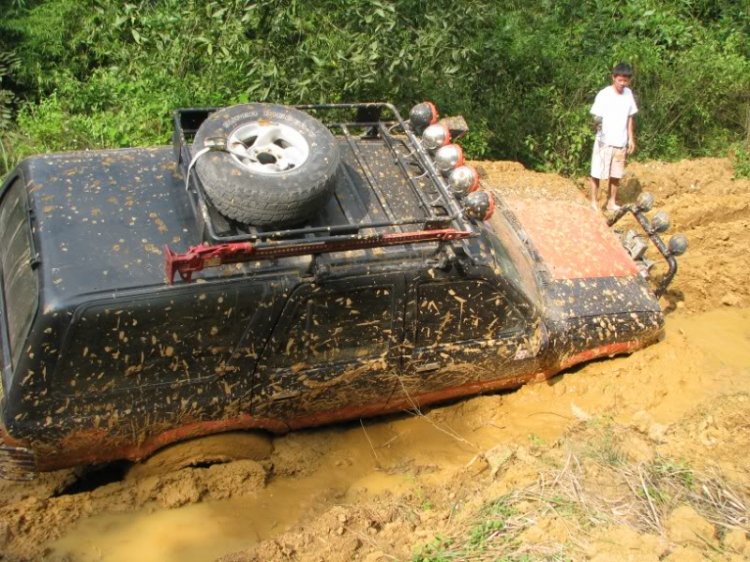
{"left": 590, "top": 92, "right": 604, "bottom": 132}
{"left": 627, "top": 116, "right": 636, "bottom": 154}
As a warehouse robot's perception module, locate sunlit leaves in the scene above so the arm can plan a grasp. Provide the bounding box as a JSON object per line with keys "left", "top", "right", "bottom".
{"left": 0, "top": 0, "right": 748, "bottom": 177}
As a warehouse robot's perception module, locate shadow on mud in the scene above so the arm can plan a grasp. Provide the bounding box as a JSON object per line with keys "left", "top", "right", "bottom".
{"left": 54, "top": 462, "right": 129, "bottom": 496}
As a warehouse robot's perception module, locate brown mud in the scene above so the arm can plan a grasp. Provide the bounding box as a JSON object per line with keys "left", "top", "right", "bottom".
{"left": 1, "top": 158, "right": 749, "bottom": 561}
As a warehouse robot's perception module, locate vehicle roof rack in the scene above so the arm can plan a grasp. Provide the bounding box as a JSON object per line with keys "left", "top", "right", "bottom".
{"left": 167, "top": 103, "right": 478, "bottom": 283}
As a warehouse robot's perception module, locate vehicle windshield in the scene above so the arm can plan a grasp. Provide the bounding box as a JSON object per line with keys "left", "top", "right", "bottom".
{"left": 0, "top": 177, "right": 38, "bottom": 372}
{"left": 486, "top": 202, "right": 542, "bottom": 306}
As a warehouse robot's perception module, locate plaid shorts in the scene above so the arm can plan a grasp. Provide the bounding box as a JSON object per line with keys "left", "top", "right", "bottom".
{"left": 590, "top": 141, "right": 627, "bottom": 179}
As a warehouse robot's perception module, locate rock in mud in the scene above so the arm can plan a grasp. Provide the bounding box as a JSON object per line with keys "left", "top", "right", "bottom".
{"left": 721, "top": 292, "right": 742, "bottom": 307}
{"left": 586, "top": 525, "right": 666, "bottom": 561}
{"left": 157, "top": 477, "right": 205, "bottom": 509}
{"left": 723, "top": 528, "right": 749, "bottom": 555}
{"left": 518, "top": 516, "right": 568, "bottom": 544}
{"left": 665, "top": 505, "right": 717, "bottom": 548}
{"left": 661, "top": 545, "right": 711, "bottom": 562}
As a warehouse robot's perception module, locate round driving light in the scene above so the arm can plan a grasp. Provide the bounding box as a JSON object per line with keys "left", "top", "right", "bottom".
{"left": 464, "top": 190, "right": 495, "bottom": 221}
{"left": 409, "top": 102, "right": 438, "bottom": 134}
{"left": 651, "top": 211, "right": 670, "bottom": 233}
{"left": 435, "top": 144, "right": 465, "bottom": 175}
{"left": 636, "top": 192, "right": 655, "bottom": 212}
{"left": 422, "top": 123, "right": 450, "bottom": 151}
{"left": 668, "top": 234, "right": 688, "bottom": 256}
{"left": 448, "top": 165, "right": 480, "bottom": 195}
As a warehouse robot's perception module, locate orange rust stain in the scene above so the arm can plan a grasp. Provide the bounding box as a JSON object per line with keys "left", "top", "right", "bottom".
{"left": 36, "top": 415, "right": 288, "bottom": 471}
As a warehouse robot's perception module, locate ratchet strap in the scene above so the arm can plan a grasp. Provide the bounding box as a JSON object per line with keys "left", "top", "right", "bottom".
{"left": 184, "top": 137, "right": 252, "bottom": 191}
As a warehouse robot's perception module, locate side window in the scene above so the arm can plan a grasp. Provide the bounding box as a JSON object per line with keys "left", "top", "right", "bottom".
{"left": 0, "top": 177, "right": 38, "bottom": 370}
{"left": 58, "top": 287, "right": 265, "bottom": 394}
{"left": 417, "top": 280, "right": 522, "bottom": 346}
{"left": 279, "top": 286, "right": 393, "bottom": 367}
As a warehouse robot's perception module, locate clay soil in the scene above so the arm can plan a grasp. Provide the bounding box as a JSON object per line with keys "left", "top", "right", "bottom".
{"left": 1, "top": 158, "right": 749, "bottom": 562}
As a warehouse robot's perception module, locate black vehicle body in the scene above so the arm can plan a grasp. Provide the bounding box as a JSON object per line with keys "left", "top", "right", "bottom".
{"left": 0, "top": 104, "right": 664, "bottom": 478}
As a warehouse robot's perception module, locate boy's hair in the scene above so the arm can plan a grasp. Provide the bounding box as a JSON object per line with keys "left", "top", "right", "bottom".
{"left": 612, "top": 62, "right": 633, "bottom": 77}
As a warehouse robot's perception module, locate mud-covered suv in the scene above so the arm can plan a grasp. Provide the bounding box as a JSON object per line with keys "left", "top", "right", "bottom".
{"left": 0, "top": 102, "right": 686, "bottom": 479}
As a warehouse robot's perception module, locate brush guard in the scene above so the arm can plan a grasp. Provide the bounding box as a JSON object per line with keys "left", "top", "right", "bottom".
{"left": 608, "top": 205, "right": 681, "bottom": 298}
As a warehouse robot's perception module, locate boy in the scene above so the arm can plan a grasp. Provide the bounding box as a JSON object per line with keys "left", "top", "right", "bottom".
{"left": 589, "top": 62, "right": 638, "bottom": 212}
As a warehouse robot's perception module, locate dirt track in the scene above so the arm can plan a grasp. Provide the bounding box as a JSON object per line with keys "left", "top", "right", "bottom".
{"left": 1, "top": 158, "right": 749, "bottom": 562}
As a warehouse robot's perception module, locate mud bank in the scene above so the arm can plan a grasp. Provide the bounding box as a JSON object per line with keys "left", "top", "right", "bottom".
{"left": 1, "top": 158, "right": 748, "bottom": 562}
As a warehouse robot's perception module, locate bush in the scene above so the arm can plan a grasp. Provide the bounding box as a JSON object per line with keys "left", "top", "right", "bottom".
{"left": 1, "top": 0, "right": 749, "bottom": 179}
{"left": 732, "top": 142, "right": 750, "bottom": 179}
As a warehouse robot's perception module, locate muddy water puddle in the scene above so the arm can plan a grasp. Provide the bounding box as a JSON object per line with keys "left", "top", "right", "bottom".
{"left": 50, "top": 308, "right": 750, "bottom": 561}
{"left": 50, "top": 415, "right": 480, "bottom": 561}
{"left": 671, "top": 307, "right": 750, "bottom": 370}
{"left": 52, "top": 470, "right": 403, "bottom": 562}
{"left": 53, "top": 503, "right": 259, "bottom": 562}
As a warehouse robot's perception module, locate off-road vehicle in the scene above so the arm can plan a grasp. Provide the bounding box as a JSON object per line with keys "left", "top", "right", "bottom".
{"left": 0, "top": 102, "right": 686, "bottom": 479}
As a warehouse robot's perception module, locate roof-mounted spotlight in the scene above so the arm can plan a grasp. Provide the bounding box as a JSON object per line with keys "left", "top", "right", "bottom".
{"left": 636, "top": 192, "right": 655, "bottom": 212}
{"left": 668, "top": 234, "right": 688, "bottom": 256}
{"left": 651, "top": 211, "right": 670, "bottom": 233}
{"left": 464, "top": 190, "right": 495, "bottom": 222}
{"left": 409, "top": 102, "right": 438, "bottom": 134}
{"left": 448, "top": 165, "right": 480, "bottom": 196}
{"left": 434, "top": 144, "right": 464, "bottom": 175}
{"left": 422, "top": 123, "right": 450, "bottom": 151}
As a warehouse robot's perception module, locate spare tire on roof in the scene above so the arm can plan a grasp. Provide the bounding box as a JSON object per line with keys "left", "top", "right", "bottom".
{"left": 193, "top": 103, "right": 340, "bottom": 227}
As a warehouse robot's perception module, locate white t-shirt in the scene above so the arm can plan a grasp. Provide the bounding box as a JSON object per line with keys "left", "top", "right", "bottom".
{"left": 590, "top": 86, "right": 638, "bottom": 148}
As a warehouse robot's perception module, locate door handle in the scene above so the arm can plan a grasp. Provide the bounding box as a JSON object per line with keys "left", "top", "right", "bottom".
{"left": 415, "top": 362, "right": 441, "bottom": 373}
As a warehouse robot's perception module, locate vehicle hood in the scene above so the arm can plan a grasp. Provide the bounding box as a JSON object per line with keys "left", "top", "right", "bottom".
{"left": 502, "top": 197, "right": 662, "bottom": 320}
{"left": 505, "top": 197, "right": 638, "bottom": 280}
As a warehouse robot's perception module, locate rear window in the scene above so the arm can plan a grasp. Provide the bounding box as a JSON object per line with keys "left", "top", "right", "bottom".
{"left": 278, "top": 286, "right": 394, "bottom": 367}
{"left": 0, "top": 177, "right": 38, "bottom": 370}
{"left": 57, "top": 286, "right": 271, "bottom": 394}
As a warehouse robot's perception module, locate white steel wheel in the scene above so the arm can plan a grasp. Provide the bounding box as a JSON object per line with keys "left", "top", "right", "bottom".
{"left": 227, "top": 121, "right": 310, "bottom": 174}
{"left": 194, "top": 103, "right": 340, "bottom": 227}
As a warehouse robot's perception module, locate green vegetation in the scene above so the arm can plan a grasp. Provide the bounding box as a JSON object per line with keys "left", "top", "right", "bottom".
{"left": 585, "top": 422, "right": 627, "bottom": 466}
{"left": 412, "top": 495, "right": 520, "bottom": 561}
{"left": 1, "top": 0, "right": 749, "bottom": 179}
{"left": 732, "top": 142, "right": 750, "bottom": 178}
{"left": 409, "top": 442, "right": 747, "bottom": 561}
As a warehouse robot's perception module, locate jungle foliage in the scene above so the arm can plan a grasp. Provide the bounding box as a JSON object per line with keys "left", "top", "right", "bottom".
{"left": 1, "top": 0, "right": 749, "bottom": 178}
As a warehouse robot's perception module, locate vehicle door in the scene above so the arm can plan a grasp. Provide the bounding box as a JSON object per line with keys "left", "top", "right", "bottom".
{"left": 53, "top": 279, "right": 285, "bottom": 439}
{"left": 398, "top": 273, "right": 542, "bottom": 402}
{"left": 251, "top": 274, "right": 405, "bottom": 424}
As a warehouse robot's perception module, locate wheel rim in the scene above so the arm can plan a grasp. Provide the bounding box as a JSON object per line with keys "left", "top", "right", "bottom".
{"left": 226, "top": 119, "right": 310, "bottom": 174}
